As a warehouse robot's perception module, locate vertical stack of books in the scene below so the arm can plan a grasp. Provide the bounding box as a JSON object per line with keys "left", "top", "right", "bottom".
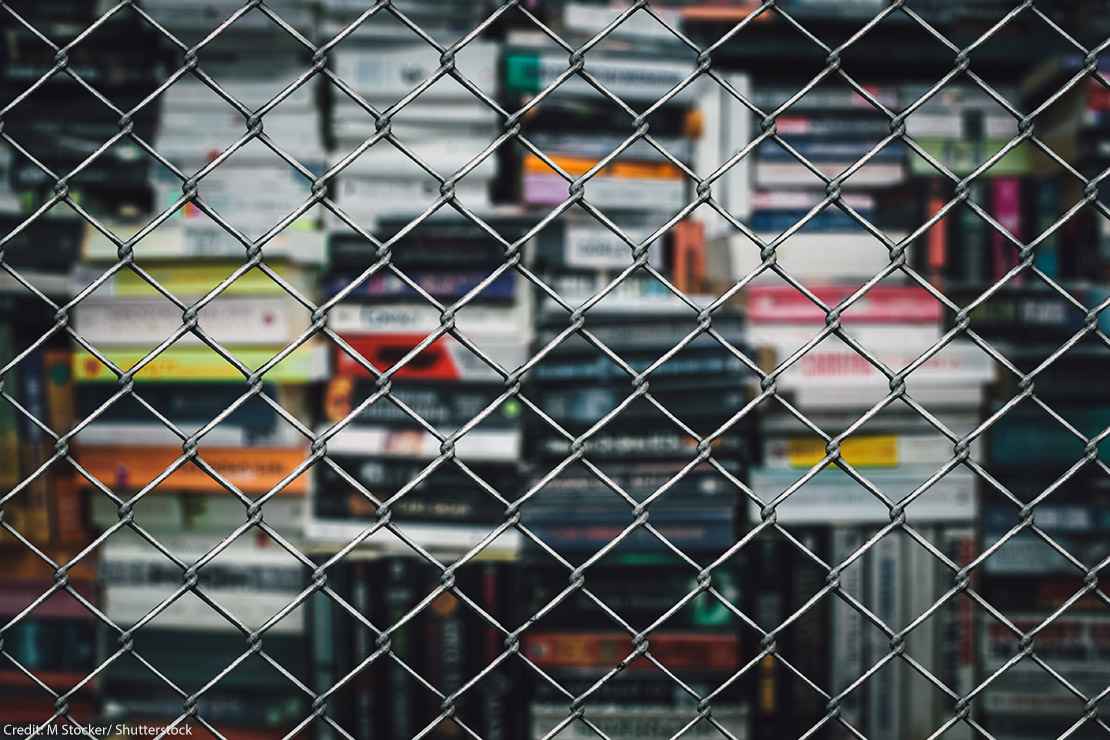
{"left": 519, "top": 547, "right": 751, "bottom": 739}
{"left": 324, "top": 10, "right": 500, "bottom": 230}
{"left": 728, "top": 80, "right": 909, "bottom": 282}
{"left": 520, "top": 289, "right": 757, "bottom": 739}
{"left": 61, "top": 9, "right": 328, "bottom": 736}
{"left": 312, "top": 211, "right": 532, "bottom": 555}
{"left": 0, "top": 4, "right": 150, "bottom": 725}
{"left": 950, "top": 285, "right": 1110, "bottom": 740}
{"left": 744, "top": 280, "right": 993, "bottom": 740}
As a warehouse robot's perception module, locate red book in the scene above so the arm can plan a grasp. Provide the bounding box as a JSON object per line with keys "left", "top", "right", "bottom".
{"left": 746, "top": 284, "right": 941, "bottom": 324}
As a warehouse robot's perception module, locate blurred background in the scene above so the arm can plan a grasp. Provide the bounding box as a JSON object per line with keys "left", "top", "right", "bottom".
{"left": 0, "top": 1, "right": 1108, "bottom": 739}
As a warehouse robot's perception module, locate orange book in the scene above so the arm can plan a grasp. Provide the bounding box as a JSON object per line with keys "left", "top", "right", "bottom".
{"left": 3, "top": 546, "right": 97, "bottom": 583}
{"left": 523, "top": 153, "right": 683, "bottom": 180}
{"left": 75, "top": 445, "right": 311, "bottom": 496}
{"left": 524, "top": 631, "right": 740, "bottom": 672}
{"left": 671, "top": 219, "right": 707, "bottom": 292}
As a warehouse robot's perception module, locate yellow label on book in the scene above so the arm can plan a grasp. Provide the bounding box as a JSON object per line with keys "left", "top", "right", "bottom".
{"left": 787, "top": 435, "right": 899, "bottom": 467}
{"left": 72, "top": 343, "right": 326, "bottom": 384}
{"left": 108, "top": 262, "right": 310, "bottom": 298}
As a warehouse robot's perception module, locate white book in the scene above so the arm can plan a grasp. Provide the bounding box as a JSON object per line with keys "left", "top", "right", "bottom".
{"left": 100, "top": 535, "right": 307, "bottom": 634}
{"left": 0, "top": 270, "right": 73, "bottom": 298}
{"left": 323, "top": 425, "right": 521, "bottom": 462}
{"left": 82, "top": 221, "right": 327, "bottom": 265}
{"left": 830, "top": 526, "right": 866, "bottom": 734}
{"left": 698, "top": 71, "right": 752, "bottom": 236}
{"left": 725, "top": 231, "right": 911, "bottom": 282}
{"left": 75, "top": 295, "right": 309, "bottom": 347}
{"left": 563, "top": 3, "right": 683, "bottom": 40}
{"left": 507, "top": 47, "right": 707, "bottom": 104}
{"left": 332, "top": 98, "right": 497, "bottom": 128}
{"left": 749, "top": 468, "right": 977, "bottom": 524}
{"left": 90, "top": 491, "right": 305, "bottom": 535}
{"left": 905, "top": 112, "right": 1018, "bottom": 139}
{"left": 529, "top": 703, "right": 749, "bottom": 740}
{"left": 753, "top": 333, "right": 994, "bottom": 389}
{"left": 749, "top": 323, "right": 943, "bottom": 359}
{"left": 336, "top": 136, "right": 500, "bottom": 179}
{"left": 76, "top": 421, "right": 305, "bottom": 449}
{"left": 328, "top": 301, "right": 530, "bottom": 337}
{"left": 160, "top": 75, "right": 317, "bottom": 111}
{"left": 753, "top": 190, "right": 875, "bottom": 211}
{"left": 333, "top": 175, "right": 494, "bottom": 227}
{"left": 305, "top": 517, "right": 522, "bottom": 556}
{"left": 754, "top": 160, "right": 905, "bottom": 188}
{"left": 523, "top": 172, "right": 688, "bottom": 211}
{"left": 334, "top": 41, "right": 500, "bottom": 101}
{"left": 785, "top": 382, "right": 986, "bottom": 411}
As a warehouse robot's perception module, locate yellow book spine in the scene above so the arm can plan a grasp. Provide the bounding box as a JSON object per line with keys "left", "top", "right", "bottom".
{"left": 72, "top": 344, "right": 326, "bottom": 384}
{"left": 108, "top": 263, "right": 307, "bottom": 298}
{"left": 786, "top": 435, "right": 900, "bottom": 467}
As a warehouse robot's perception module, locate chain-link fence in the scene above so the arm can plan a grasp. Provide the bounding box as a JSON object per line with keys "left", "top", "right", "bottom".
{"left": 0, "top": 1, "right": 1108, "bottom": 739}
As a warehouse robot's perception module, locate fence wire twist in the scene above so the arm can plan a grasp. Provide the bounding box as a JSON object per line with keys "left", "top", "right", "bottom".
{"left": 0, "top": 1, "right": 1108, "bottom": 739}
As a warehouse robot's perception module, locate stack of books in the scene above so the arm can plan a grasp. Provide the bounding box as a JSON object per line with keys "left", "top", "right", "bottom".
{"left": 951, "top": 285, "right": 1110, "bottom": 740}
{"left": 520, "top": 291, "right": 757, "bottom": 739}
{"left": 310, "top": 554, "right": 517, "bottom": 739}
{"left": 61, "top": 10, "right": 328, "bottom": 737}
{"left": 725, "top": 80, "right": 909, "bottom": 283}
{"left": 325, "top": 33, "right": 500, "bottom": 229}
{"left": 0, "top": 551, "right": 99, "bottom": 724}
{"left": 97, "top": 531, "right": 311, "bottom": 733}
{"left": 520, "top": 547, "right": 751, "bottom": 739}
{"left": 0, "top": 4, "right": 132, "bottom": 724}
{"left": 501, "top": 36, "right": 706, "bottom": 213}
{"left": 744, "top": 281, "right": 993, "bottom": 739}
{"left": 311, "top": 211, "right": 532, "bottom": 555}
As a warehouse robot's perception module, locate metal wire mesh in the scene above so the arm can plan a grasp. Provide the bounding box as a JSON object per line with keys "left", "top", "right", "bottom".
{"left": 0, "top": 1, "right": 1107, "bottom": 739}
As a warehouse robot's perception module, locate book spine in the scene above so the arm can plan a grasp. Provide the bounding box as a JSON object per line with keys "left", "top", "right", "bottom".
{"left": 927, "top": 179, "right": 948, "bottom": 287}
{"left": 959, "top": 180, "right": 988, "bottom": 283}
{"left": 829, "top": 526, "right": 865, "bottom": 738}
{"left": 75, "top": 445, "right": 311, "bottom": 495}
{"left": 16, "top": 345, "right": 52, "bottom": 544}
{"left": 324, "top": 378, "right": 521, "bottom": 430}
{"left": 790, "top": 527, "right": 830, "bottom": 737}
{"left": 867, "top": 533, "right": 902, "bottom": 740}
{"left": 748, "top": 533, "right": 786, "bottom": 740}
{"left": 352, "top": 561, "right": 375, "bottom": 740}
{"left": 990, "top": 177, "right": 1023, "bottom": 281}
{"left": 334, "top": 334, "right": 526, "bottom": 384}
{"left": 74, "top": 296, "right": 302, "bottom": 347}
{"left": 384, "top": 559, "right": 415, "bottom": 739}
{"left": 1032, "top": 177, "right": 1060, "bottom": 278}
{"left": 941, "top": 527, "right": 976, "bottom": 740}
{"left": 524, "top": 631, "right": 740, "bottom": 673}
{"left": 504, "top": 51, "right": 699, "bottom": 102}
{"left": 326, "top": 271, "right": 517, "bottom": 303}
{"left": 72, "top": 344, "right": 328, "bottom": 384}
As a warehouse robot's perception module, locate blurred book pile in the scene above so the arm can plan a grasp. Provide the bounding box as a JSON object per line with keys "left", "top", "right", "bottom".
{"left": 0, "top": 2, "right": 1108, "bottom": 740}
